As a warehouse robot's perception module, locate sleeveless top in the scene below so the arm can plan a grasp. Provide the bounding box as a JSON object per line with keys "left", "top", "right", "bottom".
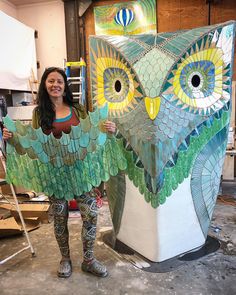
{"left": 32, "top": 103, "right": 86, "bottom": 130}
{"left": 45, "top": 107, "right": 80, "bottom": 138}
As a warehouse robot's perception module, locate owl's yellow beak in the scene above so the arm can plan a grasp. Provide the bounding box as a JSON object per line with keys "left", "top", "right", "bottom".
{"left": 144, "top": 97, "right": 161, "bottom": 120}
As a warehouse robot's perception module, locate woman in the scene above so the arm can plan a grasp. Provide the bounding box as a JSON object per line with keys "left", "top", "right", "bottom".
{"left": 3, "top": 67, "right": 116, "bottom": 278}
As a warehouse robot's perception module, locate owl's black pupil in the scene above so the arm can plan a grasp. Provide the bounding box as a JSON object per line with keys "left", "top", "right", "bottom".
{"left": 191, "top": 75, "right": 201, "bottom": 87}
{"left": 115, "top": 80, "right": 122, "bottom": 92}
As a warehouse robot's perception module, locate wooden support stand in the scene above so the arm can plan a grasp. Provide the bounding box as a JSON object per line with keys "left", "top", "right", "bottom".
{"left": 222, "top": 150, "right": 236, "bottom": 181}
{"left": 222, "top": 81, "right": 236, "bottom": 181}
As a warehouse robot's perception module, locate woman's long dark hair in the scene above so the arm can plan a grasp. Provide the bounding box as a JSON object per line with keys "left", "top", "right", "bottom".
{"left": 36, "top": 67, "right": 73, "bottom": 131}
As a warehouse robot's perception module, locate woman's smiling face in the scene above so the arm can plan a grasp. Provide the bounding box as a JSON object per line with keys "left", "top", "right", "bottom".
{"left": 45, "top": 71, "right": 65, "bottom": 100}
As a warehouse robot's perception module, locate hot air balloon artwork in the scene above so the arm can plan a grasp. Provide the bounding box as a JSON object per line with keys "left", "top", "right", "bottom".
{"left": 94, "top": 0, "right": 156, "bottom": 35}
{"left": 114, "top": 8, "right": 135, "bottom": 34}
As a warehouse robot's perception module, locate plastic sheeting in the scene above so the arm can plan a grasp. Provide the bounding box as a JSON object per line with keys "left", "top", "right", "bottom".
{"left": 0, "top": 11, "right": 37, "bottom": 91}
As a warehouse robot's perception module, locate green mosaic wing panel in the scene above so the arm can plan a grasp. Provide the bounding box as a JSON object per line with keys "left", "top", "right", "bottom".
{"left": 3, "top": 104, "right": 109, "bottom": 167}
{"left": 6, "top": 136, "right": 127, "bottom": 199}
{"left": 4, "top": 105, "right": 127, "bottom": 199}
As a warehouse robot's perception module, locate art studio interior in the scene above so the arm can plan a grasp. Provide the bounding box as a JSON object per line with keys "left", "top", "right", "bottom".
{"left": 0, "top": 0, "right": 235, "bottom": 294}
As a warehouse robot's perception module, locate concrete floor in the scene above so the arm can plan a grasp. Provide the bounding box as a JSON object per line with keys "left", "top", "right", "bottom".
{"left": 0, "top": 193, "right": 235, "bottom": 295}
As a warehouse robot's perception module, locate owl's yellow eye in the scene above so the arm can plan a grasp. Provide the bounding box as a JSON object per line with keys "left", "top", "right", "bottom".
{"left": 162, "top": 33, "right": 231, "bottom": 115}
{"left": 90, "top": 39, "right": 144, "bottom": 117}
{"left": 173, "top": 48, "right": 223, "bottom": 109}
{"left": 96, "top": 58, "right": 135, "bottom": 108}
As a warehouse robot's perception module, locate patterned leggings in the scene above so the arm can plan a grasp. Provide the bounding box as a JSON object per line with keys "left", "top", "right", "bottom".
{"left": 50, "top": 193, "right": 98, "bottom": 261}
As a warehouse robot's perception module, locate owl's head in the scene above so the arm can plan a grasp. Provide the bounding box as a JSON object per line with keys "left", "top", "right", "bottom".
{"left": 89, "top": 21, "right": 235, "bottom": 193}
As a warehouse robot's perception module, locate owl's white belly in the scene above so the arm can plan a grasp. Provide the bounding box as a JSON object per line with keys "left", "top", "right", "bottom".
{"left": 117, "top": 176, "right": 205, "bottom": 262}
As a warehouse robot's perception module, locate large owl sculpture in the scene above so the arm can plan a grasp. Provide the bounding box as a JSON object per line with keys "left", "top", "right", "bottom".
{"left": 89, "top": 21, "right": 236, "bottom": 262}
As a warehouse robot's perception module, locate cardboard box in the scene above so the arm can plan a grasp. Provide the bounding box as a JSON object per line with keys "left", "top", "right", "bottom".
{"left": 0, "top": 203, "right": 50, "bottom": 223}
{"left": 17, "top": 217, "right": 40, "bottom": 231}
{"left": 0, "top": 207, "right": 11, "bottom": 219}
{"left": 0, "top": 217, "right": 22, "bottom": 237}
{"left": 0, "top": 216, "right": 40, "bottom": 238}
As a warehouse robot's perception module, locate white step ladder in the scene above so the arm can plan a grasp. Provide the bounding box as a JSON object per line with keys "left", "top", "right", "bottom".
{"left": 64, "top": 58, "right": 86, "bottom": 106}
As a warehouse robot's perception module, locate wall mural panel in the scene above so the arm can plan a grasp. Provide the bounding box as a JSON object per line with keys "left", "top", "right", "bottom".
{"left": 94, "top": 0, "right": 156, "bottom": 35}
{"left": 89, "top": 21, "right": 236, "bottom": 262}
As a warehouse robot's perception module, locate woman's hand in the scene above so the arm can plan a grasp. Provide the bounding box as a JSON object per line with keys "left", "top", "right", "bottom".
{"left": 103, "top": 121, "right": 116, "bottom": 134}
{"left": 2, "top": 127, "right": 13, "bottom": 140}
